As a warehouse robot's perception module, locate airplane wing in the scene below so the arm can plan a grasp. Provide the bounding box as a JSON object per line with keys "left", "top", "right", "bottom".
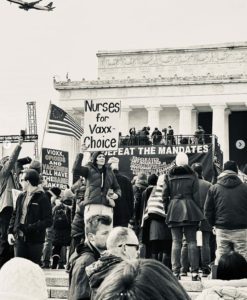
{"left": 6, "top": 0, "right": 25, "bottom": 5}
{"left": 28, "top": 0, "right": 42, "bottom": 6}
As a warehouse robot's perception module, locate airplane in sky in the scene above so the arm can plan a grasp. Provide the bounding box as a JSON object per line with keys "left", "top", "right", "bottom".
{"left": 6, "top": 0, "right": 55, "bottom": 11}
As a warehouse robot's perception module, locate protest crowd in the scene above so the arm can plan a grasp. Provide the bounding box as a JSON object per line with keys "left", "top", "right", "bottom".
{"left": 0, "top": 131, "right": 247, "bottom": 300}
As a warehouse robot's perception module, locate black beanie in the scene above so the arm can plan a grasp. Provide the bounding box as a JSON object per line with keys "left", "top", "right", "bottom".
{"left": 148, "top": 174, "right": 158, "bottom": 186}
{"left": 223, "top": 160, "right": 238, "bottom": 173}
{"left": 50, "top": 187, "right": 62, "bottom": 197}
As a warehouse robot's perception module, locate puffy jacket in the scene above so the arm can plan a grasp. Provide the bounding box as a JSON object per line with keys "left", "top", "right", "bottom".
{"left": 162, "top": 165, "right": 204, "bottom": 227}
{"left": 68, "top": 241, "right": 100, "bottom": 300}
{"left": 205, "top": 170, "right": 247, "bottom": 230}
{"left": 8, "top": 189, "right": 52, "bottom": 243}
{"left": 72, "top": 154, "right": 121, "bottom": 207}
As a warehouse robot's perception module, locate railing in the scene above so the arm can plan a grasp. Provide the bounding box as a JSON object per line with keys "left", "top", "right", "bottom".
{"left": 119, "top": 134, "right": 216, "bottom": 147}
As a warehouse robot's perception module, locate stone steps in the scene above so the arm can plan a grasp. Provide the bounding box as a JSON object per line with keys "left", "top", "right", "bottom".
{"left": 44, "top": 269, "right": 205, "bottom": 299}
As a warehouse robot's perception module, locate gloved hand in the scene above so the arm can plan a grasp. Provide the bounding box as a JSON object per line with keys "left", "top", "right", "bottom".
{"left": 8, "top": 234, "right": 15, "bottom": 245}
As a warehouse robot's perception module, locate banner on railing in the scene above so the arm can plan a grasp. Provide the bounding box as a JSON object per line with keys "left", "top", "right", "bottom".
{"left": 106, "top": 144, "right": 214, "bottom": 181}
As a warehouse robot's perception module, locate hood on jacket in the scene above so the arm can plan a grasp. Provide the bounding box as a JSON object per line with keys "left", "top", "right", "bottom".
{"left": 169, "top": 165, "right": 194, "bottom": 176}
{"left": 85, "top": 252, "right": 123, "bottom": 289}
{"left": 217, "top": 170, "right": 242, "bottom": 188}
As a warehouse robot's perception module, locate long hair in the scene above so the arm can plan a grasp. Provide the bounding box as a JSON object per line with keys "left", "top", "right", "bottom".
{"left": 95, "top": 259, "right": 190, "bottom": 300}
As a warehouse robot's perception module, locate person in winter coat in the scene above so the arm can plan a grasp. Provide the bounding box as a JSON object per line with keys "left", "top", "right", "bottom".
{"left": 69, "top": 177, "right": 86, "bottom": 261}
{"left": 142, "top": 174, "right": 172, "bottom": 268}
{"left": 72, "top": 146, "right": 121, "bottom": 222}
{"left": 132, "top": 172, "right": 148, "bottom": 232}
{"left": 0, "top": 137, "right": 23, "bottom": 267}
{"left": 86, "top": 227, "right": 139, "bottom": 299}
{"left": 95, "top": 259, "right": 191, "bottom": 300}
{"left": 108, "top": 157, "right": 134, "bottom": 227}
{"left": 41, "top": 187, "right": 61, "bottom": 269}
{"left": 162, "top": 152, "right": 204, "bottom": 281}
{"left": 204, "top": 160, "right": 247, "bottom": 263}
{"left": 7, "top": 169, "right": 52, "bottom": 264}
{"left": 196, "top": 251, "right": 247, "bottom": 300}
{"left": 51, "top": 196, "right": 71, "bottom": 269}
{"left": 68, "top": 215, "right": 112, "bottom": 300}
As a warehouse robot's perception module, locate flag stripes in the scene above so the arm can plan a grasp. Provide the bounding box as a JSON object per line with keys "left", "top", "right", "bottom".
{"left": 46, "top": 104, "right": 83, "bottom": 140}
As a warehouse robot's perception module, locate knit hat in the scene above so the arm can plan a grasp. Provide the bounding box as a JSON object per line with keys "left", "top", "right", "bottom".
{"left": 175, "top": 152, "right": 189, "bottom": 166}
{"left": 0, "top": 257, "right": 48, "bottom": 300}
{"left": 148, "top": 174, "right": 158, "bottom": 186}
{"left": 29, "top": 160, "right": 42, "bottom": 174}
{"left": 91, "top": 151, "right": 105, "bottom": 165}
{"left": 108, "top": 157, "right": 119, "bottom": 170}
{"left": 191, "top": 163, "right": 203, "bottom": 176}
{"left": 64, "top": 188, "right": 75, "bottom": 199}
{"left": 223, "top": 160, "right": 238, "bottom": 173}
{"left": 50, "top": 187, "right": 62, "bottom": 197}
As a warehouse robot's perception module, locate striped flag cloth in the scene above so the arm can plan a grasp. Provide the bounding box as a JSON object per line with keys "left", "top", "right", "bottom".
{"left": 47, "top": 104, "right": 83, "bottom": 140}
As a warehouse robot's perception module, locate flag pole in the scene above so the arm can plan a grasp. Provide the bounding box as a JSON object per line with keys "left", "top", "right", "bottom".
{"left": 39, "top": 100, "right": 52, "bottom": 160}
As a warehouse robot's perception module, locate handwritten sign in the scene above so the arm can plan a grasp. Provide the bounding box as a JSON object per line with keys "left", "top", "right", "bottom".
{"left": 42, "top": 148, "right": 69, "bottom": 189}
{"left": 83, "top": 99, "right": 121, "bottom": 151}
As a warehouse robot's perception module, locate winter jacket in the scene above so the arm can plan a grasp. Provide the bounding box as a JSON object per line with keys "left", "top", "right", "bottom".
{"left": 205, "top": 170, "right": 247, "bottom": 230}
{"left": 113, "top": 170, "right": 134, "bottom": 227}
{"left": 72, "top": 153, "right": 121, "bottom": 207}
{"left": 85, "top": 252, "right": 123, "bottom": 299}
{"left": 133, "top": 181, "right": 148, "bottom": 224}
{"left": 142, "top": 176, "right": 171, "bottom": 244}
{"left": 162, "top": 165, "right": 204, "bottom": 227}
{"left": 0, "top": 145, "right": 22, "bottom": 213}
{"left": 8, "top": 189, "right": 52, "bottom": 243}
{"left": 198, "top": 178, "right": 212, "bottom": 232}
{"left": 196, "top": 279, "right": 247, "bottom": 300}
{"left": 71, "top": 200, "right": 85, "bottom": 240}
{"left": 68, "top": 241, "right": 100, "bottom": 300}
{"left": 52, "top": 203, "right": 71, "bottom": 246}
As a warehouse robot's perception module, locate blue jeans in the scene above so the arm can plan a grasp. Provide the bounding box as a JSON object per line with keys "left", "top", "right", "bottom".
{"left": 215, "top": 228, "right": 247, "bottom": 264}
{"left": 171, "top": 226, "right": 199, "bottom": 274}
{"left": 181, "top": 231, "right": 211, "bottom": 273}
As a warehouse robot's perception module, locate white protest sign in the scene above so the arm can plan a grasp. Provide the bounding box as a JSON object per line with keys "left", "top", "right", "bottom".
{"left": 83, "top": 99, "right": 121, "bottom": 151}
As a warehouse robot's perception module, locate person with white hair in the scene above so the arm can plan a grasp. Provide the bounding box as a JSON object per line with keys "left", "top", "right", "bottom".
{"left": 162, "top": 152, "right": 204, "bottom": 281}
{"left": 0, "top": 257, "right": 48, "bottom": 300}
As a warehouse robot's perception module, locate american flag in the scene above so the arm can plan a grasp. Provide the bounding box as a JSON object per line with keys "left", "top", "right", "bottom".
{"left": 47, "top": 104, "right": 84, "bottom": 140}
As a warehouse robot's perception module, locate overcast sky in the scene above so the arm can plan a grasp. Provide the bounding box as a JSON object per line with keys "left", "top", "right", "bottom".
{"left": 1, "top": 0, "right": 247, "bottom": 140}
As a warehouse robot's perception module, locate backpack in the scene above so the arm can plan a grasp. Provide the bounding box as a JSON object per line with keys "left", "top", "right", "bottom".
{"left": 53, "top": 206, "right": 70, "bottom": 230}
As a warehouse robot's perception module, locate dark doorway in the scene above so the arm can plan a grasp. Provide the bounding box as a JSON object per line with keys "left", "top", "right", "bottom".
{"left": 229, "top": 111, "right": 247, "bottom": 171}
{"left": 198, "top": 112, "right": 212, "bottom": 143}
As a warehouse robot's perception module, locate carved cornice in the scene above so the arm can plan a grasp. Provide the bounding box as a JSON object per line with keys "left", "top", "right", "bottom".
{"left": 54, "top": 73, "right": 247, "bottom": 90}
{"left": 98, "top": 49, "right": 247, "bottom": 69}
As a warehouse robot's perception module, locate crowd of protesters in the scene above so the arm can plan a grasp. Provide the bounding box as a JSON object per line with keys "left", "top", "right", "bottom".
{"left": 0, "top": 134, "right": 247, "bottom": 300}
{"left": 120, "top": 125, "right": 207, "bottom": 146}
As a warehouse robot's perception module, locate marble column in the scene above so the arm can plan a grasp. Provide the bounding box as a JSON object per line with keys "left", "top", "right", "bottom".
{"left": 211, "top": 104, "right": 230, "bottom": 162}
{"left": 145, "top": 106, "right": 161, "bottom": 132}
{"left": 177, "top": 104, "right": 194, "bottom": 135}
{"left": 191, "top": 108, "right": 198, "bottom": 134}
{"left": 120, "top": 107, "right": 132, "bottom": 136}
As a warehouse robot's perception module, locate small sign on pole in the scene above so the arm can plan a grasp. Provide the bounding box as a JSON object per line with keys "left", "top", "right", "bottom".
{"left": 83, "top": 99, "right": 121, "bottom": 151}
{"left": 42, "top": 148, "right": 69, "bottom": 189}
